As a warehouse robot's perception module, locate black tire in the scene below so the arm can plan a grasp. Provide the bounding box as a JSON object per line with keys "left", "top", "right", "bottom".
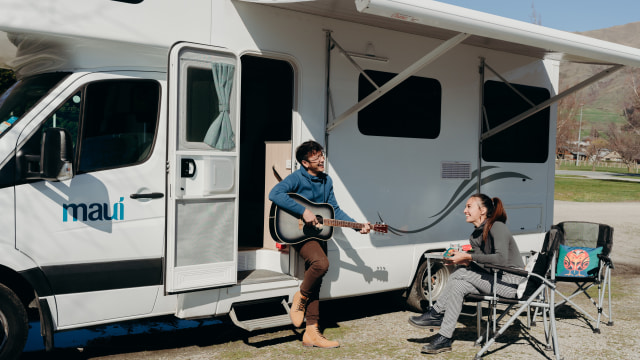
{"left": 0, "top": 283, "right": 28, "bottom": 360}
{"left": 406, "top": 258, "right": 453, "bottom": 313}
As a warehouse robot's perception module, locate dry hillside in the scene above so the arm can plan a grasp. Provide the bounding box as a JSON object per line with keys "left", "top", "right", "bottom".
{"left": 560, "top": 21, "right": 640, "bottom": 114}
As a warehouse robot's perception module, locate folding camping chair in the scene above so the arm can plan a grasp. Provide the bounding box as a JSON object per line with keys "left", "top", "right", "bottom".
{"left": 553, "top": 221, "right": 614, "bottom": 333}
{"left": 469, "top": 225, "right": 564, "bottom": 360}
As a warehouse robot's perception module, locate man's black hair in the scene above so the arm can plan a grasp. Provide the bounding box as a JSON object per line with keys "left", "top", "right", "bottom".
{"left": 296, "top": 140, "right": 324, "bottom": 164}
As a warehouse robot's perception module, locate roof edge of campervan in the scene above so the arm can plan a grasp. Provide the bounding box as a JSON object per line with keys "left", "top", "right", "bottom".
{"left": 355, "top": 0, "right": 640, "bottom": 68}
{"left": 245, "top": 0, "right": 640, "bottom": 68}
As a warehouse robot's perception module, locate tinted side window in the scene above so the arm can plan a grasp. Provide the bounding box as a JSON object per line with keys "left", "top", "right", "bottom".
{"left": 482, "top": 80, "right": 550, "bottom": 163}
{"left": 357, "top": 70, "right": 441, "bottom": 139}
{"left": 78, "top": 80, "right": 160, "bottom": 172}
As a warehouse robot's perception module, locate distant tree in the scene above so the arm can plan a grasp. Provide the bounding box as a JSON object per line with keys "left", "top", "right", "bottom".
{"left": 585, "top": 137, "right": 608, "bottom": 170}
{"left": 607, "top": 69, "right": 640, "bottom": 172}
{"left": 607, "top": 123, "right": 640, "bottom": 172}
{"left": 622, "top": 70, "right": 640, "bottom": 135}
{"left": 0, "top": 68, "right": 16, "bottom": 94}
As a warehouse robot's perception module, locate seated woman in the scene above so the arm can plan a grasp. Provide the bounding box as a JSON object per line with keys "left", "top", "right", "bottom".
{"left": 408, "top": 193, "right": 525, "bottom": 354}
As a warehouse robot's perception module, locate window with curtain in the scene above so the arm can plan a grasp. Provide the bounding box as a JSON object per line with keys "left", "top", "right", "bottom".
{"left": 185, "top": 63, "right": 235, "bottom": 151}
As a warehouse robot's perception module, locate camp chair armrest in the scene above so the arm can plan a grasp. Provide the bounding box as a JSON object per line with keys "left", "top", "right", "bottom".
{"left": 484, "top": 264, "right": 528, "bottom": 277}
{"left": 598, "top": 254, "right": 613, "bottom": 267}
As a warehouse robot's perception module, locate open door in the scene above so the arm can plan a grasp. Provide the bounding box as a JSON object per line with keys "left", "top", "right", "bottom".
{"left": 166, "top": 42, "right": 239, "bottom": 293}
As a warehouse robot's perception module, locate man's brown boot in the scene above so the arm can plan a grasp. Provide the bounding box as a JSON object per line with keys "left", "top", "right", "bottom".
{"left": 290, "top": 291, "right": 308, "bottom": 328}
{"left": 302, "top": 324, "right": 339, "bottom": 348}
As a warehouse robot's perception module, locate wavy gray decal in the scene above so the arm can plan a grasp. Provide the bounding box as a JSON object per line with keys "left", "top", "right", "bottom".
{"left": 380, "top": 167, "right": 531, "bottom": 235}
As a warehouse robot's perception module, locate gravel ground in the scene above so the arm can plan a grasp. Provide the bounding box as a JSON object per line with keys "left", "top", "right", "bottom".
{"left": 22, "top": 201, "right": 640, "bottom": 360}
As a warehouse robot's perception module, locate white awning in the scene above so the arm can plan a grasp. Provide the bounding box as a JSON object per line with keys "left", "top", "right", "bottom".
{"left": 240, "top": 0, "right": 637, "bottom": 135}
{"left": 242, "top": 0, "right": 640, "bottom": 67}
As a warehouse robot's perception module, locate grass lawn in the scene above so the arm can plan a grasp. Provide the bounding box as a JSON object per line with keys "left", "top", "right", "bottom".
{"left": 555, "top": 177, "right": 640, "bottom": 202}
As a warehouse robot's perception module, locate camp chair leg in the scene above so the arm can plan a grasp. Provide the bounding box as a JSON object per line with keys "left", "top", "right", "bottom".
{"left": 540, "top": 290, "right": 553, "bottom": 351}
{"left": 542, "top": 307, "right": 550, "bottom": 350}
{"left": 605, "top": 267, "right": 613, "bottom": 326}
{"left": 530, "top": 302, "right": 544, "bottom": 326}
{"left": 548, "top": 288, "right": 562, "bottom": 360}
{"left": 595, "top": 265, "right": 614, "bottom": 327}
{"left": 474, "top": 301, "right": 482, "bottom": 345}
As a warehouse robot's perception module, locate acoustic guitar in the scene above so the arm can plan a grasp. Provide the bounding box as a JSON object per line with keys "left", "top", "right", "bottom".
{"left": 269, "top": 193, "right": 387, "bottom": 244}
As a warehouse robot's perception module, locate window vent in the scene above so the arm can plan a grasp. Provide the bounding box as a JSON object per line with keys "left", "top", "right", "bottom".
{"left": 441, "top": 162, "right": 471, "bottom": 179}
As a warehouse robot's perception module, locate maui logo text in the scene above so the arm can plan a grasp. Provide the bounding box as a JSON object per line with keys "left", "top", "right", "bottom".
{"left": 63, "top": 197, "right": 125, "bottom": 222}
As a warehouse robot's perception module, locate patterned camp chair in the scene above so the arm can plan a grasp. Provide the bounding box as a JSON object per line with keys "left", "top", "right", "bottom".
{"left": 553, "top": 221, "right": 614, "bottom": 333}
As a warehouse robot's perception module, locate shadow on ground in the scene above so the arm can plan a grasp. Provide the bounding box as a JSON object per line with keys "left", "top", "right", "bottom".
{"left": 20, "top": 291, "right": 407, "bottom": 359}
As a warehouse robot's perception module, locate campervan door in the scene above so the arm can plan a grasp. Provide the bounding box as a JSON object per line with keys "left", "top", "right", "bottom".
{"left": 165, "top": 43, "right": 240, "bottom": 293}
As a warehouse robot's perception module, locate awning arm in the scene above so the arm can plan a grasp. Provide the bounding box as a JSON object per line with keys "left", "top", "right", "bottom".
{"left": 326, "top": 32, "right": 470, "bottom": 133}
{"left": 329, "top": 33, "right": 381, "bottom": 90}
{"left": 481, "top": 64, "right": 625, "bottom": 141}
{"left": 484, "top": 61, "right": 536, "bottom": 107}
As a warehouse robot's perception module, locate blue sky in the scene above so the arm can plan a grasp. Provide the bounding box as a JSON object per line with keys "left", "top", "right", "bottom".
{"left": 438, "top": 0, "right": 640, "bottom": 32}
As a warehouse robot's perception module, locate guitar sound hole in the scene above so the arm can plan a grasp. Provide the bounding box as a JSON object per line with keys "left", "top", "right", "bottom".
{"left": 302, "top": 216, "right": 324, "bottom": 236}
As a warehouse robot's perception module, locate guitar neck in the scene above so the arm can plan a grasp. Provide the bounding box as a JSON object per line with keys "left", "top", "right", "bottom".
{"left": 323, "top": 219, "right": 366, "bottom": 230}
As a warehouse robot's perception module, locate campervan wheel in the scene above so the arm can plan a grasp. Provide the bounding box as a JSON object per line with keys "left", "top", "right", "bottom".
{"left": 0, "top": 284, "right": 28, "bottom": 360}
{"left": 406, "top": 258, "right": 453, "bottom": 312}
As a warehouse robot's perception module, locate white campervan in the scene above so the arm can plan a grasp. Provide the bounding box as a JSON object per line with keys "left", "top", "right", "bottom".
{"left": 0, "top": 0, "right": 639, "bottom": 357}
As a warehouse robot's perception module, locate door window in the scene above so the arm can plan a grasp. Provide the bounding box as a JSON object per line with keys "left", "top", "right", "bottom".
{"left": 180, "top": 61, "right": 236, "bottom": 151}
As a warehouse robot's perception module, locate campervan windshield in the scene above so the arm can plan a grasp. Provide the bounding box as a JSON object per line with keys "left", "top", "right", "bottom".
{"left": 0, "top": 72, "right": 70, "bottom": 136}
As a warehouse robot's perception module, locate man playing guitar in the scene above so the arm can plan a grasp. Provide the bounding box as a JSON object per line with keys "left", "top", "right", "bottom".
{"left": 269, "top": 140, "right": 370, "bottom": 348}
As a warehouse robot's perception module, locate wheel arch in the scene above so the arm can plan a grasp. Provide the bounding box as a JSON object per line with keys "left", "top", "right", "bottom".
{"left": 408, "top": 248, "right": 448, "bottom": 286}
{"left": 0, "top": 247, "right": 54, "bottom": 321}
{"left": 0, "top": 265, "right": 38, "bottom": 319}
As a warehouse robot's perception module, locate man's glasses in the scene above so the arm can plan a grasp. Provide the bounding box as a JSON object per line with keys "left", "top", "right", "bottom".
{"left": 306, "top": 152, "right": 325, "bottom": 163}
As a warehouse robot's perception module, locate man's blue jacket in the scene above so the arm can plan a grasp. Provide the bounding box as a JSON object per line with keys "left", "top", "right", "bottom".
{"left": 269, "top": 167, "right": 355, "bottom": 222}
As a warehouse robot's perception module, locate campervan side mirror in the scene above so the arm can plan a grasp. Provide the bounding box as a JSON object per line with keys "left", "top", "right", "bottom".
{"left": 40, "top": 128, "right": 75, "bottom": 181}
